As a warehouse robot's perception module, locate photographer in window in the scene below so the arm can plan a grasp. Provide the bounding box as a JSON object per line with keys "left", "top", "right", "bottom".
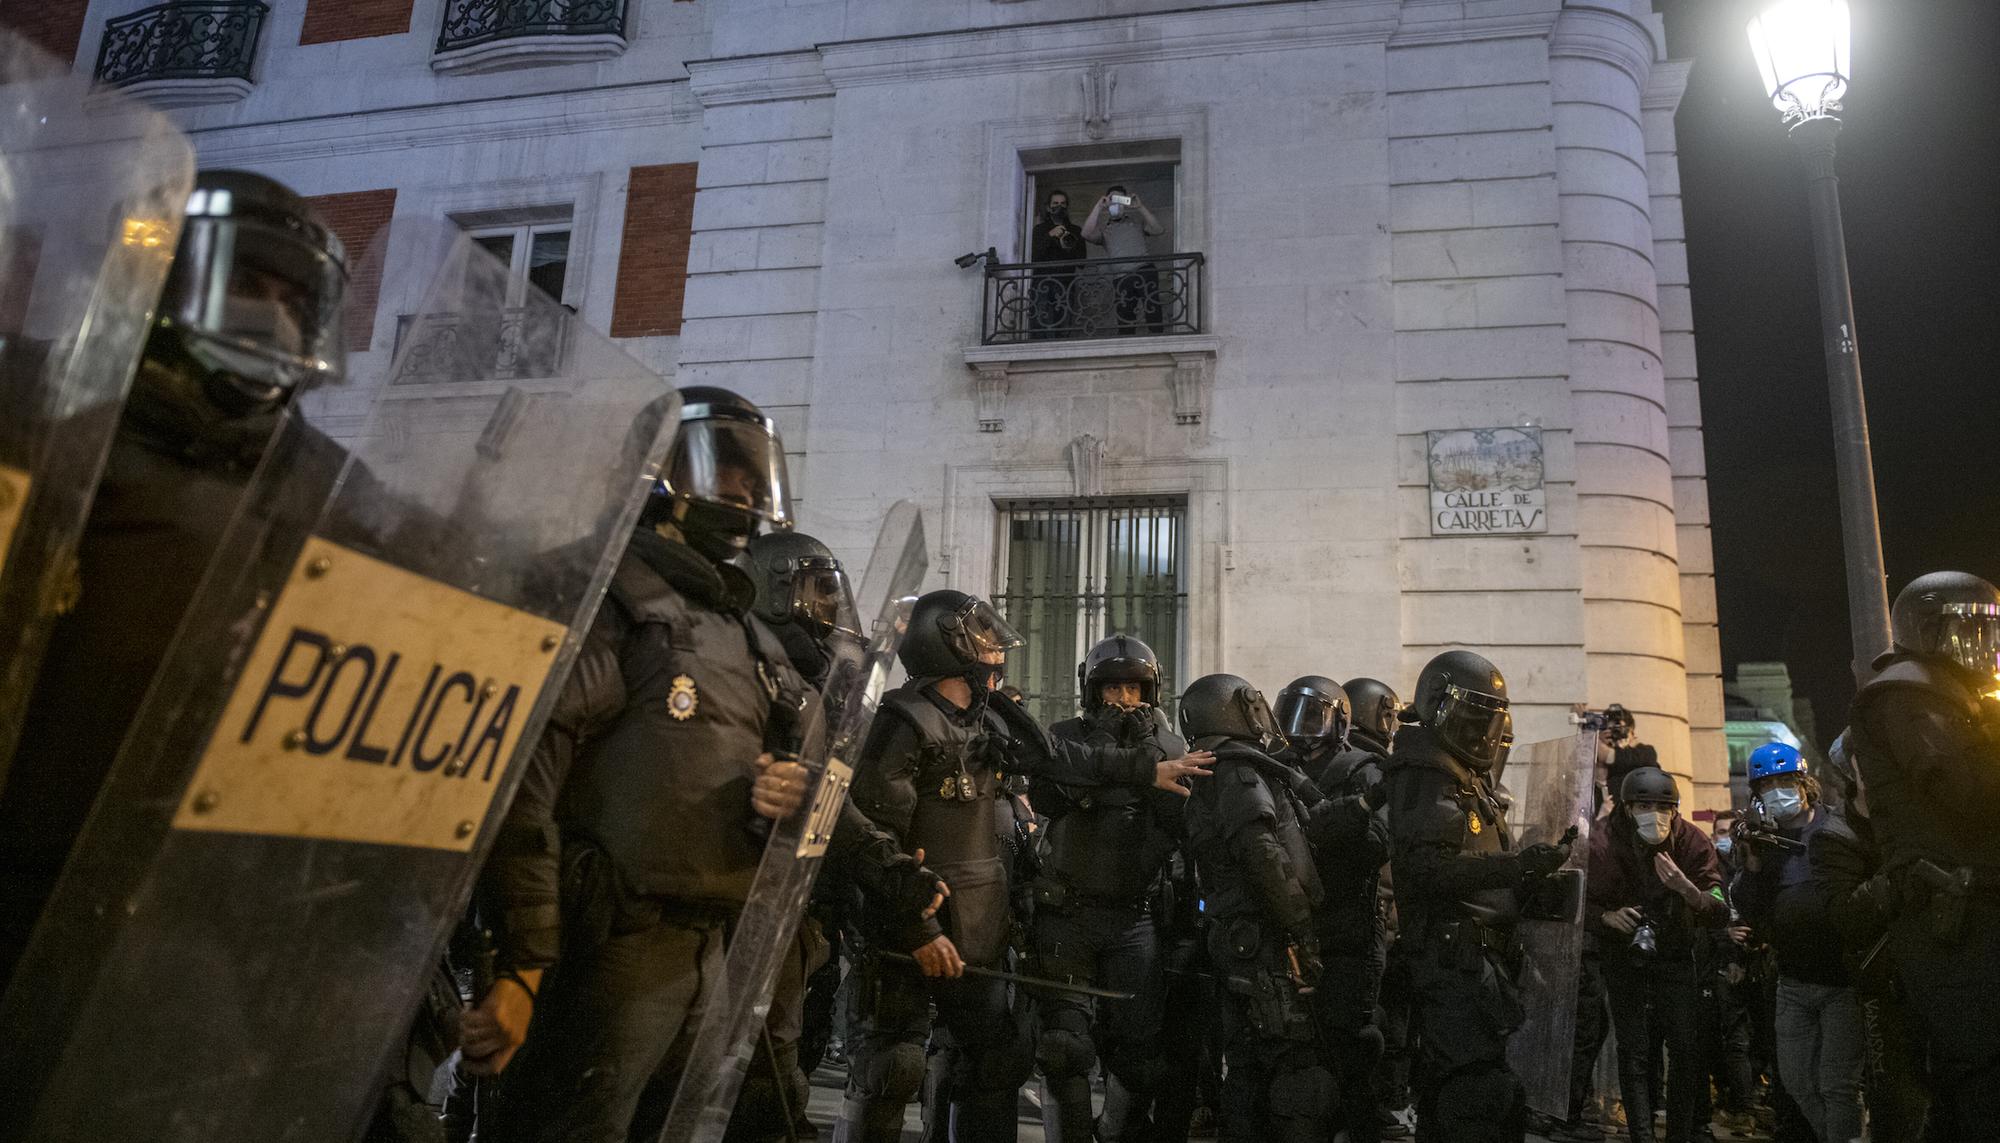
{"left": 1584, "top": 767, "right": 1728, "bottom": 1143}
{"left": 1731, "top": 743, "right": 1865, "bottom": 1143}
{"left": 1081, "top": 185, "right": 1166, "bottom": 334}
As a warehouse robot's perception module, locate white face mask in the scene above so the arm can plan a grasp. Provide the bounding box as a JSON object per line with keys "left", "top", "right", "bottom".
{"left": 1759, "top": 787, "right": 1806, "bottom": 824}
{"left": 1634, "top": 809, "right": 1673, "bottom": 845}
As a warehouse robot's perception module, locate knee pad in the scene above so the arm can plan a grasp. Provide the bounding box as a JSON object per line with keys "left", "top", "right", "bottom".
{"left": 959, "top": 1029, "right": 1037, "bottom": 1094}
{"left": 1035, "top": 1025, "right": 1097, "bottom": 1082}
{"left": 1267, "top": 1063, "right": 1337, "bottom": 1128}
{"left": 851, "top": 1040, "right": 927, "bottom": 1104}
{"left": 1344, "top": 1025, "right": 1385, "bottom": 1071}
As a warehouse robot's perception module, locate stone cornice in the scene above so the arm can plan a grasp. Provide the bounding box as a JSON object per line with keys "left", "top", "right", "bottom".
{"left": 1643, "top": 59, "right": 1695, "bottom": 114}
{"left": 813, "top": 1, "right": 1403, "bottom": 89}
{"left": 179, "top": 81, "right": 698, "bottom": 167}
{"left": 684, "top": 51, "right": 834, "bottom": 108}
{"left": 1388, "top": 0, "right": 1561, "bottom": 48}
{"left": 1550, "top": 4, "right": 1661, "bottom": 86}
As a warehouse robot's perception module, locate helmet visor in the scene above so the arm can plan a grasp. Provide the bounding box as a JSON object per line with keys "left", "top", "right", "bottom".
{"left": 1936, "top": 603, "right": 2000, "bottom": 682}
{"left": 665, "top": 413, "right": 794, "bottom": 527}
{"left": 1277, "top": 692, "right": 1340, "bottom": 744}
{"left": 790, "top": 556, "right": 860, "bottom": 639}
{"left": 156, "top": 215, "right": 347, "bottom": 395}
{"left": 945, "top": 597, "right": 1025, "bottom": 662}
{"left": 1436, "top": 683, "right": 1514, "bottom": 768}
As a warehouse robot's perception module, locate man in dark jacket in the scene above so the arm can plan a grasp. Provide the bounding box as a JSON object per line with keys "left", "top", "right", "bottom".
{"left": 1030, "top": 188, "right": 1086, "bottom": 338}
{"left": 1583, "top": 766, "right": 1727, "bottom": 1143}
{"left": 1382, "top": 650, "right": 1569, "bottom": 1143}
{"left": 1845, "top": 571, "right": 2000, "bottom": 1141}
{"left": 1031, "top": 634, "right": 1189, "bottom": 1142}
{"left": 1274, "top": 674, "right": 1394, "bottom": 1141}
{"left": 834, "top": 593, "right": 1210, "bottom": 1143}
{"left": 1732, "top": 743, "right": 1863, "bottom": 1143}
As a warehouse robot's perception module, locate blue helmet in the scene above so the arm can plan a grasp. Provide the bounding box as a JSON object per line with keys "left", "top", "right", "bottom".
{"left": 1747, "top": 741, "right": 1806, "bottom": 784}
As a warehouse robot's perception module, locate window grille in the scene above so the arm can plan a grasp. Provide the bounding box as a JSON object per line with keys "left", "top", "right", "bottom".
{"left": 994, "top": 496, "right": 1188, "bottom": 728}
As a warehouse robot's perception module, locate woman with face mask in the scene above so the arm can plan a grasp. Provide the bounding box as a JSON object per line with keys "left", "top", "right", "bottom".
{"left": 1732, "top": 743, "right": 1867, "bottom": 1143}
{"left": 1581, "top": 766, "right": 1730, "bottom": 1143}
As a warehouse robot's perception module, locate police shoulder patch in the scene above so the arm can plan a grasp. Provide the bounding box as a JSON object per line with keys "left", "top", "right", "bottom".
{"left": 667, "top": 674, "right": 699, "bottom": 721}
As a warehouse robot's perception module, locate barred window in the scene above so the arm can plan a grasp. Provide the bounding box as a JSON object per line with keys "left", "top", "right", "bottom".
{"left": 994, "top": 496, "right": 1188, "bottom": 728}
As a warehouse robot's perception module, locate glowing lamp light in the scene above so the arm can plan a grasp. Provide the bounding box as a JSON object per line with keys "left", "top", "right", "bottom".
{"left": 1747, "top": 0, "right": 1851, "bottom": 124}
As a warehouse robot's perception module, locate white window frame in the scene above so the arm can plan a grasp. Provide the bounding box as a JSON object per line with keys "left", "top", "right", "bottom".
{"left": 462, "top": 219, "right": 575, "bottom": 307}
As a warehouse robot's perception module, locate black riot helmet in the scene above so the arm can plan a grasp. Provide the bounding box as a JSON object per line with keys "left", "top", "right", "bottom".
{"left": 899, "top": 590, "right": 1024, "bottom": 679}
{"left": 1079, "top": 633, "right": 1162, "bottom": 711}
{"left": 1179, "top": 673, "right": 1283, "bottom": 752}
{"left": 1889, "top": 571, "right": 2000, "bottom": 680}
{"left": 746, "top": 531, "right": 859, "bottom": 639}
{"left": 1410, "top": 649, "right": 1513, "bottom": 772}
{"left": 148, "top": 169, "right": 348, "bottom": 411}
{"left": 1343, "top": 677, "right": 1400, "bottom": 747}
{"left": 1619, "top": 765, "right": 1680, "bottom": 808}
{"left": 1275, "top": 675, "right": 1351, "bottom": 751}
{"left": 642, "top": 386, "right": 794, "bottom": 561}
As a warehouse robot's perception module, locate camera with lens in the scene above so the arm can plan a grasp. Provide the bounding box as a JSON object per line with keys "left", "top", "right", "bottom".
{"left": 1630, "top": 915, "right": 1659, "bottom": 961}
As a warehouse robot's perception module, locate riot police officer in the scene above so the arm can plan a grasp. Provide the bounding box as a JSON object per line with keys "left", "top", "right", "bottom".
{"left": 1382, "top": 650, "right": 1568, "bottom": 1143}
{"left": 0, "top": 170, "right": 348, "bottom": 985}
{"left": 466, "top": 387, "right": 825, "bottom": 1143}
{"left": 1845, "top": 571, "right": 2000, "bottom": 1139}
{"left": 1275, "top": 675, "right": 1394, "bottom": 1141}
{"left": 1181, "top": 672, "right": 1335, "bottom": 1142}
{"left": 1031, "top": 634, "right": 1189, "bottom": 1142}
{"left": 1343, "top": 677, "right": 1419, "bottom": 1136}
{"left": 746, "top": 529, "right": 859, "bottom": 690}
{"left": 835, "top": 593, "right": 1209, "bottom": 1143}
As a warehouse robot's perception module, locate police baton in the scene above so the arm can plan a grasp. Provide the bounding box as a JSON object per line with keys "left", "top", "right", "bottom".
{"left": 878, "top": 952, "right": 1136, "bottom": 1000}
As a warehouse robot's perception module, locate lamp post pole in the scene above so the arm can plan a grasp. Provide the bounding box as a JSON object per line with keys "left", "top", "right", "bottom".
{"left": 1789, "top": 114, "right": 1891, "bottom": 683}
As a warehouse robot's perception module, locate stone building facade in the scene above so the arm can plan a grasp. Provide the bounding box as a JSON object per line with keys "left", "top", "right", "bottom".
{"left": 32, "top": 0, "right": 1728, "bottom": 806}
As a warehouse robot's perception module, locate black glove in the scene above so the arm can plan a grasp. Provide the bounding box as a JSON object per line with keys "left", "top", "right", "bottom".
{"left": 1516, "top": 842, "right": 1569, "bottom": 882}
{"left": 1853, "top": 871, "right": 1899, "bottom": 924}
{"left": 873, "top": 853, "right": 947, "bottom": 926}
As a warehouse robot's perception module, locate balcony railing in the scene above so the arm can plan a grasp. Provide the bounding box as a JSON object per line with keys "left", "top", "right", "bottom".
{"left": 94, "top": 1, "right": 267, "bottom": 91}
{"left": 981, "top": 252, "right": 1204, "bottom": 346}
{"left": 436, "top": 0, "right": 629, "bottom": 55}
{"left": 392, "top": 308, "right": 568, "bottom": 385}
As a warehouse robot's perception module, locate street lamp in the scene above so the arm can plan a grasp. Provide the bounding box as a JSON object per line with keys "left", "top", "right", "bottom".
{"left": 1746, "top": 0, "right": 1890, "bottom": 684}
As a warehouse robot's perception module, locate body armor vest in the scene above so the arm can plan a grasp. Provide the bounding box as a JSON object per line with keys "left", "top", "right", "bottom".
{"left": 1188, "top": 738, "right": 1323, "bottom": 929}
{"left": 557, "top": 548, "right": 806, "bottom": 906}
{"left": 1849, "top": 654, "right": 2000, "bottom": 874}
{"left": 876, "top": 687, "right": 1013, "bottom": 964}
{"left": 1387, "top": 743, "right": 1517, "bottom": 934}
{"left": 1040, "top": 709, "right": 1187, "bottom": 905}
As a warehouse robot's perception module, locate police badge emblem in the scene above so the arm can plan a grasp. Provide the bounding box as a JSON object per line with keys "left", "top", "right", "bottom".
{"left": 668, "top": 674, "right": 699, "bottom": 721}
{"left": 1467, "top": 808, "right": 1483, "bottom": 835}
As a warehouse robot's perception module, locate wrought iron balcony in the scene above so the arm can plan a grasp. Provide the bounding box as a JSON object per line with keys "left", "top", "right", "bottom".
{"left": 93, "top": 1, "right": 267, "bottom": 101}
{"left": 980, "top": 252, "right": 1204, "bottom": 346}
{"left": 392, "top": 308, "right": 569, "bottom": 385}
{"left": 436, "top": 0, "right": 629, "bottom": 57}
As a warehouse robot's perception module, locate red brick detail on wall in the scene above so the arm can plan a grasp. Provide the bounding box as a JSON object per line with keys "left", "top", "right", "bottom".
{"left": 299, "top": 0, "right": 412, "bottom": 45}
{"left": 304, "top": 189, "right": 397, "bottom": 350}
{"left": 1, "top": 0, "right": 92, "bottom": 65}
{"left": 610, "top": 164, "right": 699, "bottom": 339}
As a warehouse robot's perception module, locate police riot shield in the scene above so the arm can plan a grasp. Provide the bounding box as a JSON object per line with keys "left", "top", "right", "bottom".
{"left": 0, "top": 31, "right": 193, "bottom": 786}
{"left": 1501, "top": 730, "right": 1597, "bottom": 1117}
{"left": 0, "top": 226, "right": 678, "bottom": 1141}
{"left": 659, "top": 501, "right": 929, "bottom": 1143}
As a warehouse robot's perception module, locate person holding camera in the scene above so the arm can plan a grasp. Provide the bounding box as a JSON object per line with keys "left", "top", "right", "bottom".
{"left": 1080, "top": 185, "right": 1166, "bottom": 334}
{"left": 1030, "top": 188, "right": 1086, "bottom": 338}
{"left": 1730, "top": 743, "right": 1865, "bottom": 1143}
{"left": 1583, "top": 766, "right": 1727, "bottom": 1143}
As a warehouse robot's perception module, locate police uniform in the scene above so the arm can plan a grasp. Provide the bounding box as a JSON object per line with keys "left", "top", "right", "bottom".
{"left": 1289, "top": 736, "right": 1394, "bottom": 1142}
{"left": 478, "top": 527, "right": 815, "bottom": 1143}
{"left": 834, "top": 683, "right": 1165, "bottom": 1143}
{"left": 1846, "top": 652, "right": 2000, "bottom": 1139}
{"left": 1031, "top": 703, "right": 1188, "bottom": 1142}
{"left": 1383, "top": 723, "right": 1529, "bottom": 1143}
{"left": 1185, "top": 734, "right": 1333, "bottom": 1143}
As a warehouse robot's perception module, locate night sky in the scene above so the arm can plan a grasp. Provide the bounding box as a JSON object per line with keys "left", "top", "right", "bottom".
{"left": 1656, "top": 0, "right": 2000, "bottom": 743}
